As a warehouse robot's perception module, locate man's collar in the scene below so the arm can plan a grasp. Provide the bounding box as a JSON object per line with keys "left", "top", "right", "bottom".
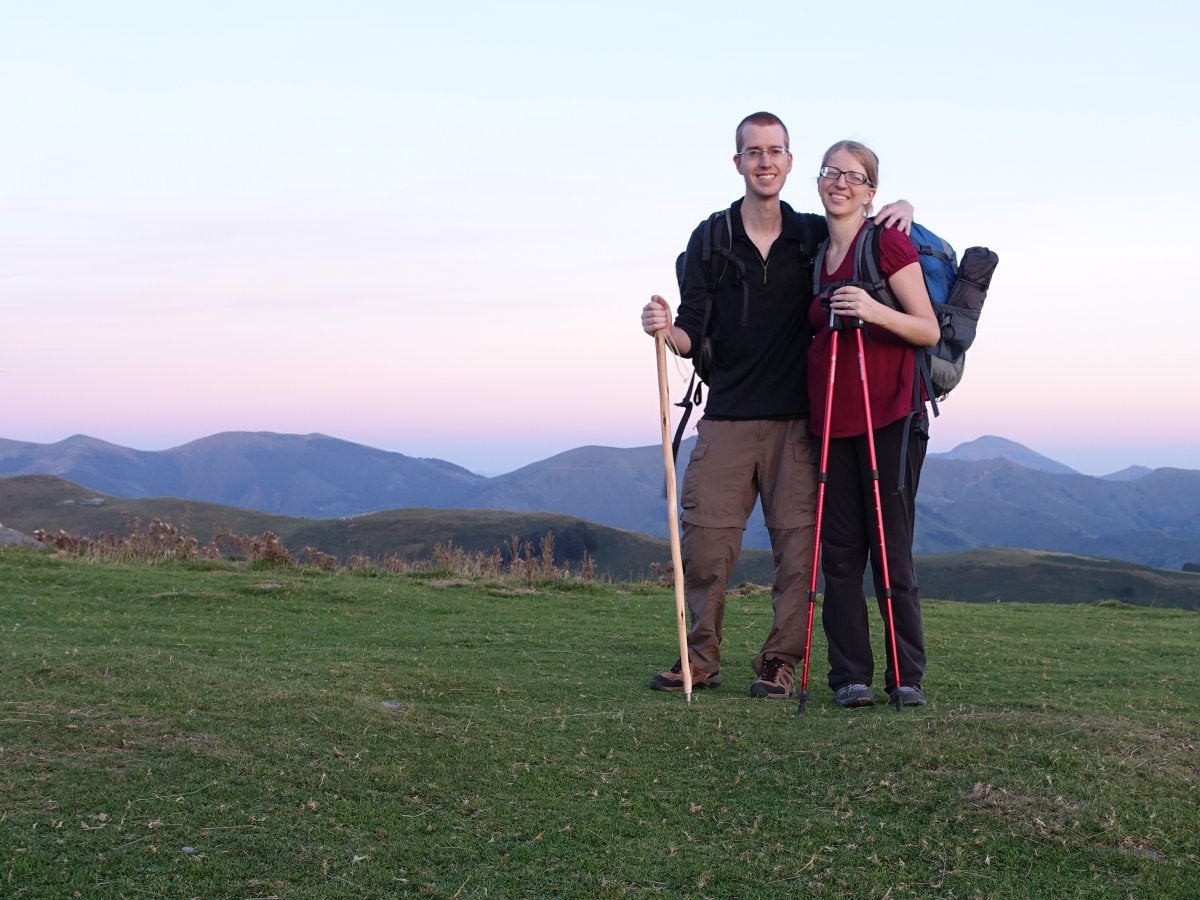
{"left": 730, "top": 198, "right": 805, "bottom": 239}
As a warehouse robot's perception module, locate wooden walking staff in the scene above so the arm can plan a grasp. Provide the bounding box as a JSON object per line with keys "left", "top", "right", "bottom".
{"left": 655, "top": 330, "right": 692, "bottom": 703}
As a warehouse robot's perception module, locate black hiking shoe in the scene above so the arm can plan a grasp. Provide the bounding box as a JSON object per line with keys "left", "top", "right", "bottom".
{"left": 834, "top": 683, "right": 876, "bottom": 708}
{"left": 888, "top": 685, "right": 927, "bottom": 706}
{"left": 749, "top": 657, "right": 795, "bottom": 699}
{"left": 649, "top": 659, "right": 720, "bottom": 692}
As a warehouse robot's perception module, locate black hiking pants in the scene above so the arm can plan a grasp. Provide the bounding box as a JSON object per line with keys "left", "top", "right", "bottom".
{"left": 820, "top": 417, "right": 927, "bottom": 694}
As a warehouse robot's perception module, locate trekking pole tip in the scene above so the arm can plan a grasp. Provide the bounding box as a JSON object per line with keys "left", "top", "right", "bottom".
{"left": 684, "top": 691, "right": 693, "bottom": 705}
{"left": 795, "top": 690, "right": 809, "bottom": 716}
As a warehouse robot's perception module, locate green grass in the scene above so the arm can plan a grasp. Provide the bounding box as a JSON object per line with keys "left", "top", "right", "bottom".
{"left": 1, "top": 550, "right": 1198, "bottom": 898}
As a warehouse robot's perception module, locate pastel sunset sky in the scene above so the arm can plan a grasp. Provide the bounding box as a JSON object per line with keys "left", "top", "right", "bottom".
{"left": 4, "top": 2, "right": 1197, "bottom": 476}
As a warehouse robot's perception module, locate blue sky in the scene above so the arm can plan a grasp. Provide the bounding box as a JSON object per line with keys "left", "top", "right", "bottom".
{"left": 3, "top": 1, "right": 1198, "bottom": 476}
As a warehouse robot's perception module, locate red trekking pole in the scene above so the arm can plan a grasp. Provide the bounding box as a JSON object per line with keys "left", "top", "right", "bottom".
{"left": 849, "top": 323, "right": 907, "bottom": 712}
{"left": 796, "top": 306, "right": 907, "bottom": 714}
{"left": 796, "top": 307, "right": 840, "bottom": 716}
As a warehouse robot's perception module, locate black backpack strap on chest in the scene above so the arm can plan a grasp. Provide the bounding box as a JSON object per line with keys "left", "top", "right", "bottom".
{"left": 699, "top": 208, "right": 735, "bottom": 340}
{"left": 798, "top": 213, "right": 819, "bottom": 273}
{"left": 705, "top": 209, "right": 748, "bottom": 326}
{"left": 670, "top": 208, "right": 735, "bottom": 466}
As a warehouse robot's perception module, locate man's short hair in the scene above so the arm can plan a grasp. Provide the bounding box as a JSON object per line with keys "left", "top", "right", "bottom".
{"left": 735, "top": 112, "right": 790, "bottom": 152}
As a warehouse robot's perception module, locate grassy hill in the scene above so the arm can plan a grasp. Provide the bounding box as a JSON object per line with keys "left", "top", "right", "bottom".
{"left": 283, "top": 507, "right": 682, "bottom": 582}
{"left": 5, "top": 474, "right": 1200, "bottom": 607}
{"left": 1, "top": 549, "right": 1197, "bottom": 897}
{"left": 0, "top": 473, "right": 770, "bottom": 583}
{"left": 0, "top": 473, "right": 292, "bottom": 537}
{"left": 916, "top": 548, "right": 1200, "bottom": 608}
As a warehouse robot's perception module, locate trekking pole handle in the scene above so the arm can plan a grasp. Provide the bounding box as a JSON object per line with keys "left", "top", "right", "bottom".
{"left": 823, "top": 290, "right": 864, "bottom": 332}
{"left": 828, "top": 307, "right": 863, "bottom": 332}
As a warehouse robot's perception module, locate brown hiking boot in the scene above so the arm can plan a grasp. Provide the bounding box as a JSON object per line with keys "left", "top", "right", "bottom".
{"left": 649, "top": 659, "right": 721, "bottom": 692}
{"left": 749, "top": 657, "right": 795, "bottom": 699}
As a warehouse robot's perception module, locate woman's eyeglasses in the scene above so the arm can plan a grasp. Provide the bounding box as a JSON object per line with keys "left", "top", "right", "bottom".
{"left": 818, "top": 166, "right": 873, "bottom": 186}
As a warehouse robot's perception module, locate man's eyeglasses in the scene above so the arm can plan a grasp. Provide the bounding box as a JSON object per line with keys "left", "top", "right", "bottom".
{"left": 738, "top": 147, "right": 789, "bottom": 162}
{"left": 818, "top": 166, "right": 872, "bottom": 186}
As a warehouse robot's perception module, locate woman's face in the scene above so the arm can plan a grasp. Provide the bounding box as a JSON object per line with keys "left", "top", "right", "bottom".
{"left": 818, "top": 147, "right": 877, "bottom": 217}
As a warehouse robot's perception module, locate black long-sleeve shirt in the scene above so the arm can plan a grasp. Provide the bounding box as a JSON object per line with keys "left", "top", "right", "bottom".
{"left": 675, "top": 199, "right": 827, "bottom": 421}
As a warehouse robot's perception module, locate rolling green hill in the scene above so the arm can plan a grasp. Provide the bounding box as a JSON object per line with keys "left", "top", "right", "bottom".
{"left": 916, "top": 548, "right": 1200, "bottom": 608}
{"left": 0, "top": 473, "right": 747, "bottom": 582}
{"left": 0, "top": 473, "right": 294, "bottom": 539}
{"left": 4, "top": 474, "right": 1199, "bottom": 607}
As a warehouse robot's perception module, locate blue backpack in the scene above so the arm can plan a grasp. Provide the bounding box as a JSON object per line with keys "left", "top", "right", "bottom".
{"left": 815, "top": 221, "right": 999, "bottom": 414}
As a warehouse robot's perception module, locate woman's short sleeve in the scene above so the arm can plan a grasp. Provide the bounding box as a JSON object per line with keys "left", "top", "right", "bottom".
{"left": 878, "top": 225, "right": 919, "bottom": 278}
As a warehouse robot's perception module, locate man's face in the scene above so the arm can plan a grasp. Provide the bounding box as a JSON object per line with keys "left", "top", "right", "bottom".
{"left": 733, "top": 123, "right": 792, "bottom": 201}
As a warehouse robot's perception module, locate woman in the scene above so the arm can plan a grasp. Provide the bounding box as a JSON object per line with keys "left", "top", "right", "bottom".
{"left": 807, "top": 140, "right": 939, "bottom": 708}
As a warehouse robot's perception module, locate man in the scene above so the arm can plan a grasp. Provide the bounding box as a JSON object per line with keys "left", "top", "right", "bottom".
{"left": 641, "top": 112, "right": 912, "bottom": 699}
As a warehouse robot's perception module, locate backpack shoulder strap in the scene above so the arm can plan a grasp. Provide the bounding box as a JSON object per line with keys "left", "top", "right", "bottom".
{"left": 796, "top": 212, "right": 822, "bottom": 270}
{"left": 700, "top": 211, "right": 717, "bottom": 286}
{"left": 697, "top": 207, "right": 734, "bottom": 345}
{"left": 863, "top": 221, "right": 939, "bottom": 488}
{"left": 670, "top": 208, "right": 733, "bottom": 465}
{"left": 856, "top": 221, "right": 895, "bottom": 308}
{"left": 700, "top": 208, "right": 734, "bottom": 291}
{"left": 699, "top": 206, "right": 750, "bottom": 332}
{"left": 880, "top": 222, "right": 941, "bottom": 423}
{"left": 811, "top": 241, "right": 827, "bottom": 298}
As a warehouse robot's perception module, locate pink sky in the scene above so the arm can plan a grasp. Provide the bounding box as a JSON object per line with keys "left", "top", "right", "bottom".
{"left": 4, "top": 4, "right": 1198, "bottom": 478}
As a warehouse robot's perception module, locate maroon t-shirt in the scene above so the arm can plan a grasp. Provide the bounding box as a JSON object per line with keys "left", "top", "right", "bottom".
{"left": 807, "top": 223, "right": 919, "bottom": 438}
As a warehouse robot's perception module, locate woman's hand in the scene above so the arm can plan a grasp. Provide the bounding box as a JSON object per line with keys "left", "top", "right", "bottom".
{"left": 827, "top": 286, "right": 883, "bottom": 324}
{"left": 827, "top": 267, "right": 940, "bottom": 347}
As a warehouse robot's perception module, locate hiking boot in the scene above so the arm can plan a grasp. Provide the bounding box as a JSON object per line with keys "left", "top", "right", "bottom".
{"left": 888, "top": 685, "right": 927, "bottom": 707}
{"left": 749, "top": 657, "right": 795, "bottom": 699}
{"left": 834, "top": 683, "right": 875, "bottom": 708}
{"left": 649, "top": 659, "right": 720, "bottom": 692}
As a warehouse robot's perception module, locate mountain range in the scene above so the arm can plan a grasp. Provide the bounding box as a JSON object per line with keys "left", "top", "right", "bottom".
{"left": 2, "top": 432, "right": 1198, "bottom": 570}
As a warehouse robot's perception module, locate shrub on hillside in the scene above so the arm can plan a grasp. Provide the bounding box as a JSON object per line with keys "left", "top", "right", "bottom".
{"left": 29, "top": 519, "right": 595, "bottom": 584}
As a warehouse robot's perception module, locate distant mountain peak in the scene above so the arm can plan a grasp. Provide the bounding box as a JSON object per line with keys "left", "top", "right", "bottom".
{"left": 1101, "top": 465, "right": 1153, "bottom": 482}
{"left": 931, "top": 435, "right": 1078, "bottom": 475}
{"left": 55, "top": 434, "right": 126, "bottom": 450}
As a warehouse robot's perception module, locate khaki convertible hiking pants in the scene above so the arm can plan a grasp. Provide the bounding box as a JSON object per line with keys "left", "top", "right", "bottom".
{"left": 678, "top": 418, "right": 818, "bottom": 676}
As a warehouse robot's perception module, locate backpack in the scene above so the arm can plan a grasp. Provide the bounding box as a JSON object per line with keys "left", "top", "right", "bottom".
{"left": 673, "top": 208, "right": 739, "bottom": 385}
{"left": 814, "top": 221, "right": 999, "bottom": 415}
{"left": 668, "top": 208, "right": 739, "bottom": 462}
